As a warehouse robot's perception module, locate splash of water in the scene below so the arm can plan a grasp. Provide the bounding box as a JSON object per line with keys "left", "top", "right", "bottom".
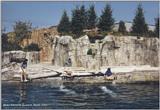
{"left": 112, "top": 81, "right": 116, "bottom": 85}
{"left": 100, "top": 86, "right": 117, "bottom": 97}
{"left": 59, "top": 85, "right": 76, "bottom": 94}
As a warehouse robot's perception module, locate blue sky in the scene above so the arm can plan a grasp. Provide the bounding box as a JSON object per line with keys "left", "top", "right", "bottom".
{"left": 2, "top": 1, "right": 159, "bottom": 32}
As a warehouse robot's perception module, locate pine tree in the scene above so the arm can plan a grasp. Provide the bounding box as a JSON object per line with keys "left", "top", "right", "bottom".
{"left": 98, "top": 4, "right": 114, "bottom": 32}
{"left": 131, "top": 4, "right": 148, "bottom": 36}
{"left": 80, "top": 5, "right": 88, "bottom": 29}
{"left": 154, "top": 17, "right": 159, "bottom": 37}
{"left": 118, "top": 21, "right": 126, "bottom": 34}
{"left": 87, "top": 5, "right": 97, "bottom": 29}
{"left": 57, "top": 10, "right": 71, "bottom": 34}
{"left": 71, "top": 6, "right": 84, "bottom": 37}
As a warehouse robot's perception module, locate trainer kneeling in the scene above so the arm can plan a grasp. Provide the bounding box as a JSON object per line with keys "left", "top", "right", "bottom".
{"left": 104, "top": 68, "right": 116, "bottom": 80}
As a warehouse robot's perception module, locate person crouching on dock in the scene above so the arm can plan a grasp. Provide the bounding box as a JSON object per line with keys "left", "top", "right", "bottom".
{"left": 104, "top": 68, "right": 115, "bottom": 80}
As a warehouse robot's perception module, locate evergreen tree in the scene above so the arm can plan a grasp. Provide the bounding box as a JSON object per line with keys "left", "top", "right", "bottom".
{"left": 98, "top": 4, "right": 114, "bottom": 32}
{"left": 87, "top": 5, "right": 97, "bottom": 29}
{"left": 57, "top": 10, "right": 71, "bottom": 34}
{"left": 71, "top": 6, "right": 84, "bottom": 37}
{"left": 131, "top": 4, "right": 148, "bottom": 36}
{"left": 154, "top": 17, "right": 159, "bottom": 37}
{"left": 118, "top": 21, "right": 126, "bottom": 34}
{"left": 80, "top": 5, "right": 88, "bottom": 29}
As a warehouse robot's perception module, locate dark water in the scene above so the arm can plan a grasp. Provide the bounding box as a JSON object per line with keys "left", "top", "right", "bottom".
{"left": 2, "top": 80, "right": 159, "bottom": 109}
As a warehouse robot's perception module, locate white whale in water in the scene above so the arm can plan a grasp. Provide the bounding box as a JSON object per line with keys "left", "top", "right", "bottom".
{"left": 100, "top": 86, "right": 117, "bottom": 97}
{"left": 59, "top": 85, "right": 76, "bottom": 94}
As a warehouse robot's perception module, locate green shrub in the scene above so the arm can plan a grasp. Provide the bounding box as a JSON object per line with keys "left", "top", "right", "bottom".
{"left": 98, "top": 40, "right": 103, "bottom": 43}
{"left": 100, "top": 31, "right": 108, "bottom": 36}
{"left": 147, "top": 31, "right": 156, "bottom": 37}
{"left": 87, "top": 48, "right": 92, "bottom": 55}
{"left": 2, "top": 33, "right": 22, "bottom": 52}
{"left": 2, "top": 42, "right": 22, "bottom": 52}
{"left": 24, "top": 43, "right": 40, "bottom": 51}
{"left": 112, "top": 31, "right": 122, "bottom": 36}
{"left": 88, "top": 35, "right": 105, "bottom": 43}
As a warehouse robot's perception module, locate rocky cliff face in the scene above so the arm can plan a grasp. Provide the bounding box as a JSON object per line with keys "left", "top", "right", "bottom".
{"left": 21, "top": 27, "right": 58, "bottom": 62}
{"left": 53, "top": 35, "right": 159, "bottom": 69}
{"left": 12, "top": 25, "right": 159, "bottom": 68}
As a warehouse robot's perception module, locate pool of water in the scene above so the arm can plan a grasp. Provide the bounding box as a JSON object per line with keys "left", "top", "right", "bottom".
{"left": 2, "top": 81, "right": 159, "bottom": 109}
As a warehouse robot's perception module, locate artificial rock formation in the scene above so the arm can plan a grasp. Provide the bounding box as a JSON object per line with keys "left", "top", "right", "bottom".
{"left": 53, "top": 35, "right": 159, "bottom": 69}
{"left": 11, "top": 27, "right": 159, "bottom": 69}
{"left": 2, "top": 51, "right": 40, "bottom": 67}
{"left": 20, "top": 26, "right": 58, "bottom": 62}
{"left": 53, "top": 35, "right": 90, "bottom": 67}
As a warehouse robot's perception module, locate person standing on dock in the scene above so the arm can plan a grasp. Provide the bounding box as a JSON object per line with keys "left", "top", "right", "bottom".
{"left": 21, "top": 59, "right": 28, "bottom": 82}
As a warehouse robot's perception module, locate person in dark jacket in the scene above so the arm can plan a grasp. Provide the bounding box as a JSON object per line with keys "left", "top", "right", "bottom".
{"left": 21, "top": 59, "right": 28, "bottom": 82}
{"left": 105, "top": 68, "right": 112, "bottom": 76}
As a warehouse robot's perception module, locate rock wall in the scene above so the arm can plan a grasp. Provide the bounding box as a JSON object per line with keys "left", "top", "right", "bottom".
{"left": 20, "top": 27, "right": 58, "bottom": 62}
{"left": 54, "top": 35, "right": 91, "bottom": 67}
{"left": 100, "top": 35, "right": 159, "bottom": 67}
{"left": 2, "top": 51, "right": 40, "bottom": 66}
{"left": 53, "top": 35, "right": 159, "bottom": 69}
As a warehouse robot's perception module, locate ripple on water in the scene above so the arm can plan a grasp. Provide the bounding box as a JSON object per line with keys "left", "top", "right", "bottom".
{"left": 2, "top": 82, "right": 159, "bottom": 109}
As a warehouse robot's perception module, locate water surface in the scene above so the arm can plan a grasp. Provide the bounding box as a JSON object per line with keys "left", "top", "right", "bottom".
{"left": 2, "top": 80, "right": 159, "bottom": 109}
